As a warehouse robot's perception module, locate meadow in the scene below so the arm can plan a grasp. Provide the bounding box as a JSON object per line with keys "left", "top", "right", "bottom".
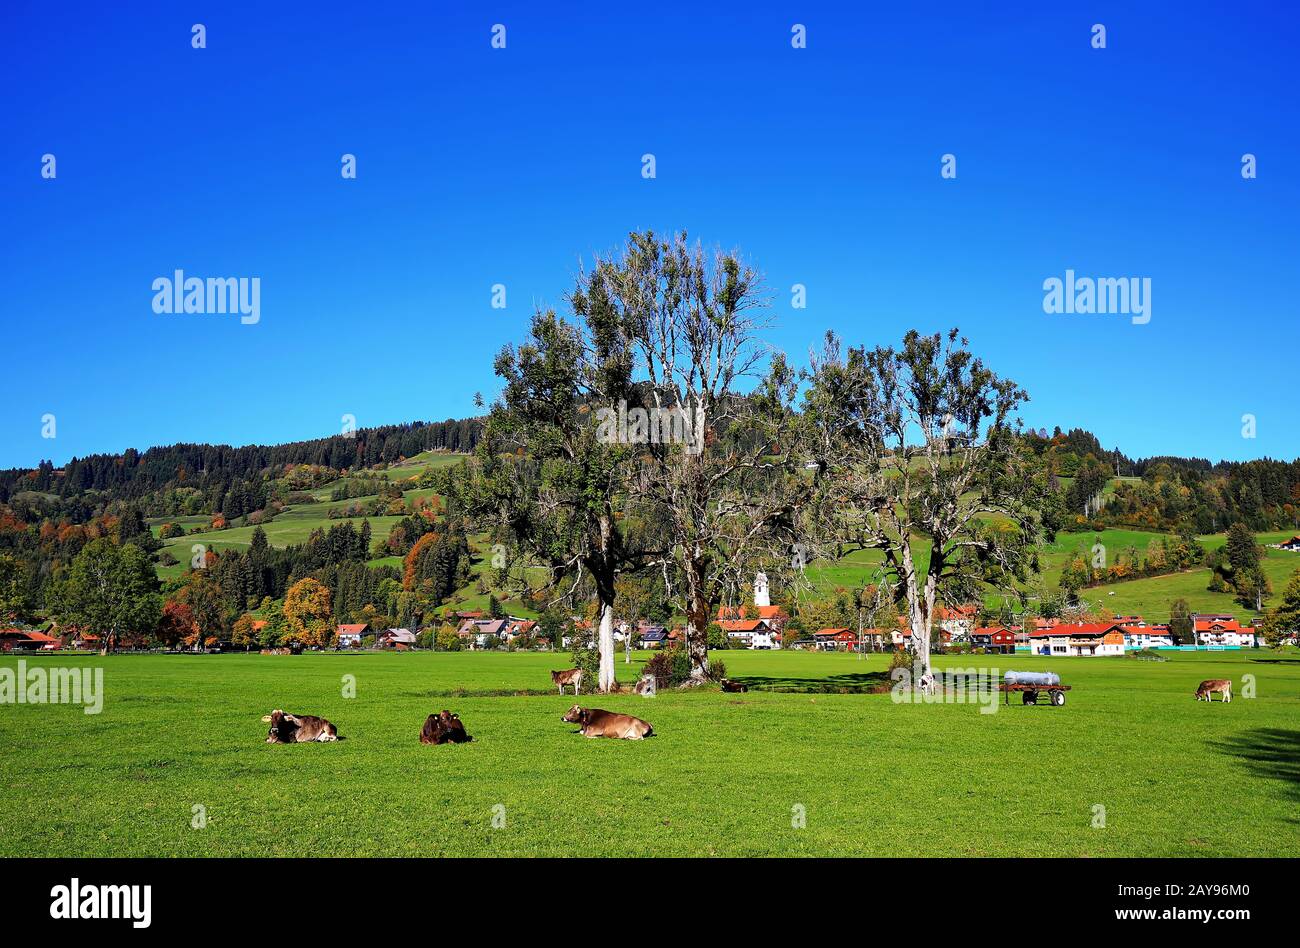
{"left": 2, "top": 648, "right": 1297, "bottom": 857}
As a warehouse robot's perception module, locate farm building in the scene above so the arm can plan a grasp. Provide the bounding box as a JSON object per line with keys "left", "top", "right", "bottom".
{"left": 335, "top": 623, "right": 368, "bottom": 648}
{"left": 1029, "top": 623, "right": 1125, "bottom": 657}
{"left": 970, "top": 626, "right": 1016, "bottom": 653}
{"left": 379, "top": 627, "right": 418, "bottom": 649}
{"left": 813, "top": 628, "right": 858, "bottom": 651}
{"left": 1278, "top": 535, "right": 1300, "bottom": 551}
{"left": 0, "top": 629, "right": 60, "bottom": 651}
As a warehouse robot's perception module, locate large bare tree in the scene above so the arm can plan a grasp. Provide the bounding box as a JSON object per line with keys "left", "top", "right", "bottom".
{"left": 577, "top": 231, "right": 809, "bottom": 680}
{"left": 801, "top": 329, "right": 1050, "bottom": 682}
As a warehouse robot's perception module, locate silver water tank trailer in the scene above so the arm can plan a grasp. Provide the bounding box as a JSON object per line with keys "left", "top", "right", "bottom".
{"left": 1003, "top": 670, "right": 1060, "bottom": 687}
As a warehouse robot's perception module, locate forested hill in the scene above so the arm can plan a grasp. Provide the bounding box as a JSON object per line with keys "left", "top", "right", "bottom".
{"left": 0, "top": 417, "right": 481, "bottom": 503}
{"left": 1023, "top": 427, "right": 1300, "bottom": 533}
{"left": 2, "top": 417, "right": 1298, "bottom": 535}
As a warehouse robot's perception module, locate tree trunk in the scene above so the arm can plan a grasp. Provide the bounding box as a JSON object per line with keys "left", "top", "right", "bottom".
{"left": 903, "top": 544, "right": 936, "bottom": 689}
{"left": 683, "top": 555, "right": 711, "bottom": 681}
{"left": 597, "top": 599, "right": 616, "bottom": 693}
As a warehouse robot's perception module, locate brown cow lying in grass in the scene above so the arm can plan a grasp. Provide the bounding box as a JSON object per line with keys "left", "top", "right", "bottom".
{"left": 1195, "top": 679, "right": 1233, "bottom": 702}
{"left": 719, "top": 678, "right": 748, "bottom": 693}
{"left": 420, "top": 709, "right": 473, "bottom": 745}
{"left": 552, "top": 668, "right": 583, "bottom": 696}
{"left": 262, "top": 710, "right": 339, "bottom": 743}
{"left": 562, "top": 705, "right": 653, "bottom": 740}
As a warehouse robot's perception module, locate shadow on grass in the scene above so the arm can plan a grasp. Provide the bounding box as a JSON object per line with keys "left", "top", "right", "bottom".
{"left": 400, "top": 688, "right": 570, "bottom": 698}
{"left": 737, "top": 669, "right": 1006, "bottom": 696}
{"left": 1211, "top": 728, "right": 1300, "bottom": 818}
{"left": 735, "top": 671, "right": 893, "bottom": 694}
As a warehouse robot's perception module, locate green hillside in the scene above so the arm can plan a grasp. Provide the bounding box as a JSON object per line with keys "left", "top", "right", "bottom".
{"left": 147, "top": 463, "right": 1300, "bottom": 626}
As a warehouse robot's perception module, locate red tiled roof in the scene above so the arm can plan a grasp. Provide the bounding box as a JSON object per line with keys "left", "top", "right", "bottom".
{"left": 337, "top": 623, "right": 368, "bottom": 634}
{"left": 935, "top": 604, "right": 978, "bottom": 620}
{"left": 1194, "top": 618, "right": 1244, "bottom": 632}
{"left": 1030, "top": 623, "right": 1125, "bottom": 639}
{"left": 720, "top": 620, "right": 765, "bottom": 633}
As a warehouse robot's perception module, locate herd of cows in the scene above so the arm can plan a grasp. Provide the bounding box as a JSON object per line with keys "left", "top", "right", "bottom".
{"left": 256, "top": 668, "right": 1236, "bottom": 746}
{"left": 260, "top": 666, "right": 657, "bottom": 746}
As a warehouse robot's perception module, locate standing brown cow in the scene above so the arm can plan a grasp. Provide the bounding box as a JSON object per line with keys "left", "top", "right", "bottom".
{"left": 262, "top": 710, "right": 339, "bottom": 743}
{"left": 1194, "top": 679, "right": 1232, "bottom": 702}
{"left": 551, "top": 668, "right": 583, "bottom": 696}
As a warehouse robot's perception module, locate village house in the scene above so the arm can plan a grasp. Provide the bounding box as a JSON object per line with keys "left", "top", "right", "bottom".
{"left": 637, "top": 627, "right": 668, "bottom": 648}
{"left": 890, "top": 620, "right": 952, "bottom": 650}
{"left": 934, "top": 604, "right": 979, "bottom": 642}
{"left": 1121, "top": 624, "right": 1174, "bottom": 650}
{"left": 456, "top": 618, "right": 507, "bottom": 649}
{"left": 1194, "top": 617, "right": 1258, "bottom": 648}
{"left": 1028, "top": 623, "right": 1126, "bottom": 657}
{"left": 1276, "top": 535, "right": 1300, "bottom": 552}
{"left": 501, "top": 618, "right": 536, "bottom": 644}
{"left": 719, "top": 618, "right": 782, "bottom": 650}
{"left": 335, "top": 622, "right": 368, "bottom": 648}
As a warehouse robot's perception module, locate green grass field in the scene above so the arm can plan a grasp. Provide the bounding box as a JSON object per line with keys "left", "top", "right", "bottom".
{"left": 2, "top": 648, "right": 1296, "bottom": 857}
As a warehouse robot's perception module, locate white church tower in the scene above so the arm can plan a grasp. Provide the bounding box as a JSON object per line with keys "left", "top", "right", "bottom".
{"left": 753, "top": 570, "right": 770, "bottom": 608}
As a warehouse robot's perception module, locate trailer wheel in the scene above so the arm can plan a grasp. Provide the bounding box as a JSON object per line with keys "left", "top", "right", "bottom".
{"left": 1022, "top": 691, "right": 1037, "bottom": 705}
{"left": 1050, "top": 690, "right": 1066, "bottom": 707}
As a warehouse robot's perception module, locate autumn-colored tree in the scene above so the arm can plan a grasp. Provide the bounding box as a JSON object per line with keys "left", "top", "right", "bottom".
{"left": 231, "top": 612, "right": 259, "bottom": 651}
{"left": 175, "top": 572, "right": 230, "bottom": 650}
{"left": 403, "top": 532, "right": 441, "bottom": 589}
{"left": 284, "top": 578, "right": 334, "bottom": 648}
{"left": 156, "top": 599, "right": 197, "bottom": 648}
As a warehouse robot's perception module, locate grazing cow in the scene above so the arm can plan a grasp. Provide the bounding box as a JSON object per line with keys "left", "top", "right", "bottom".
{"left": 551, "top": 668, "right": 583, "bottom": 696}
{"left": 561, "top": 705, "right": 653, "bottom": 740}
{"left": 262, "top": 710, "right": 339, "bottom": 743}
{"left": 719, "top": 678, "right": 748, "bottom": 693}
{"left": 1195, "top": 679, "right": 1232, "bottom": 703}
{"left": 420, "top": 709, "right": 473, "bottom": 745}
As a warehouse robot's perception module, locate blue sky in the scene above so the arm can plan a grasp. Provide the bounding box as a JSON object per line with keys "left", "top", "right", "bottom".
{"left": 2, "top": 1, "right": 1297, "bottom": 469}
